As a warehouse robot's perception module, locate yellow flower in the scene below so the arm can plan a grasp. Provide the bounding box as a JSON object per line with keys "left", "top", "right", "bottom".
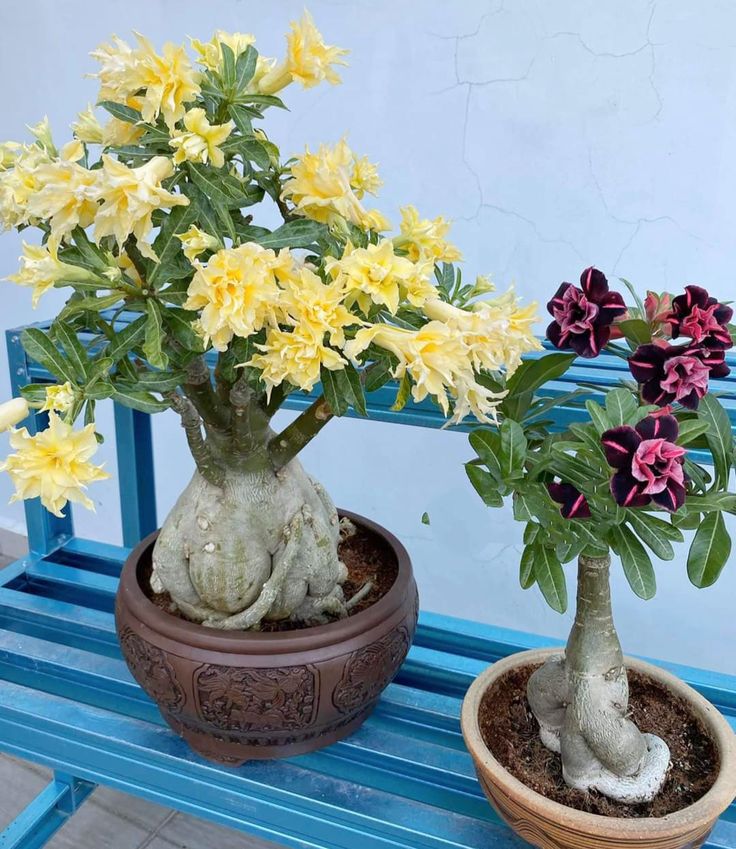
{"left": 0, "top": 142, "right": 21, "bottom": 171}
{"left": 0, "top": 413, "right": 109, "bottom": 518}
{"left": 102, "top": 117, "right": 145, "bottom": 148}
{"left": 395, "top": 205, "right": 463, "bottom": 264}
{"left": 72, "top": 106, "right": 104, "bottom": 144}
{"left": 7, "top": 242, "right": 97, "bottom": 307}
{"left": 280, "top": 267, "right": 361, "bottom": 345}
{"left": 258, "top": 11, "right": 348, "bottom": 95}
{"left": 0, "top": 398, "right": 29, "bottom": 432}
{"left": 91, "top": 34, "right": 200, "bottom": 129}
{"left": 282, "top": 140, "right": 390, "bottom": 231}
{"left": 26, "top": 159, "right": 99, "bottom": 242}
{"left": 0, "top": 144, "right": 51, "bottom": 230}
{"left": 184, "top": 243, "right": 294, "bottom": 351}
{"left": 326, "top": 239, "right": 431, "bottom": 314}
{"left": 423, "top": 292, "right": 541, "bottom": 376}
{"left": 344, "top": 322, "right": 506, "bottom": 425}
{"left": 176, "top": 225, "right": 221, "bottom": 262}
{"left": 28, "top": 117, "right": 56, "bottom": 155}
{"left": 247, "top": 324, "right": 346, "bottom": 398}
{"left": 190, "top": 31, "right": 256, "bottom": 71}
{"left": 93, "top": 155, "right": 188, "bottom": 248}
{"left": 169, "top": 108, "right": 234, "bottom": 168}
{"left": 41, "top": 383, "right": 75, "bottom": 414}
{"left": 350, "top": 155, "right": 382, "bottom": 199}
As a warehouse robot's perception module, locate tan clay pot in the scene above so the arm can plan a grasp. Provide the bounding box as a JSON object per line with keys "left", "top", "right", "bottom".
{"left": 461, "top": 648, "right": 736, "bottom": 849}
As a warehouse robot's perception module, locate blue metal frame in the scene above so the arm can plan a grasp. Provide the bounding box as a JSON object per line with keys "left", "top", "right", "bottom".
{"left": 1, "top": 319, "right": 735, "bottom": 849}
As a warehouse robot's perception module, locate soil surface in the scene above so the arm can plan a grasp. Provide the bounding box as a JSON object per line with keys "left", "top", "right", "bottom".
{"left": 479, "top": 663, "right": 719, "bottom": 818}
{"left": 144, "top": 519, "right": 399, "bottom": 631}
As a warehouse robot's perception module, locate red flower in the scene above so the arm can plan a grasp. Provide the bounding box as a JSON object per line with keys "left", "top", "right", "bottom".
{"left": 667, "top": 285, "right": 733, "bottom": 349}
{"left": 643, "top": 290, "right": 673, "bottom": 334}
{"left": 629, "top": 343, "right": 711, "bottom": 409}
{"left": 602, "top": 414, "right": 686, "bottom": 511}
{"left": 547, "top": 482, "right": 591, "bottom": 519}
{"left": 547, "top": 267, "right": 627, "bottom": 358}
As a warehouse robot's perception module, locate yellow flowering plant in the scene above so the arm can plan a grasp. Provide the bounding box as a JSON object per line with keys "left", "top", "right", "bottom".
{"left": 0, "top": 14, "right": 540, "bottom": 629}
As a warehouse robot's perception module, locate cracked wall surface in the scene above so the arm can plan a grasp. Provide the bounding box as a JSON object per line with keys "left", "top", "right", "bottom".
{"left": 0, "top": 1, "right": 734, "bottom": 672}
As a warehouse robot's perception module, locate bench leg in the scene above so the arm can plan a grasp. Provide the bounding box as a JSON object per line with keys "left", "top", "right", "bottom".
{"left": 0, "top": 772, "right": 96, "bottom": 849}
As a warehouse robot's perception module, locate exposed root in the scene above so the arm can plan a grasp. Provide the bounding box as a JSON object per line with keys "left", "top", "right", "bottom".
{"left": 346, "top": 581, "right": 373, "bottom": 610}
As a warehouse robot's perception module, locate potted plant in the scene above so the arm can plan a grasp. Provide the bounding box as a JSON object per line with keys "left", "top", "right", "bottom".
{"left": 0, "top": 16, "right": 541, "bottom": 763}
{"left": 462, "top": 267, "right": 736, "bottom": 848}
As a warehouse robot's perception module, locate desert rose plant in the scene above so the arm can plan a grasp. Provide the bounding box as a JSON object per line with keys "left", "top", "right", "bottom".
{"left": 0, "top": 16, "right": 540, "bottom": 630}
{"left": 467, "top": 267, "right": 735, "bottom": 803}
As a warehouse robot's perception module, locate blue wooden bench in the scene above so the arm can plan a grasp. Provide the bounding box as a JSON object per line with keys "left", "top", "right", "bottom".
{"left": 1, "top": 318, "right": 735, "bottom": 849}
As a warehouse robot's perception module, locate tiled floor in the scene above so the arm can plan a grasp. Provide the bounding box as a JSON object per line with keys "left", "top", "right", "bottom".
{"left": 0, "top": 553, "right": 278, "bottom": 848}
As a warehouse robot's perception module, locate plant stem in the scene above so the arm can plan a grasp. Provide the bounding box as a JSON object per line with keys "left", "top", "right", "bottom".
{"left": 183, "top": 357, "right": 230, "bottom": 431}
{"left": 168, "top": 393, "right": 225, "bottom": 487}
{"left": 269, "top": 395, "right": 334, "bottom": 470}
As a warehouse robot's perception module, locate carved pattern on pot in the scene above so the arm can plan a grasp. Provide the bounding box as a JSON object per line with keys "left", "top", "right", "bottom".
{"left": 333, "top": 626, "right": 411, "bottom": 715}
{"left": 119, "top": 627, "right": 185, "bottom": 715}
{"left": 194, "top": 663, "right": 317, "bottom": 732}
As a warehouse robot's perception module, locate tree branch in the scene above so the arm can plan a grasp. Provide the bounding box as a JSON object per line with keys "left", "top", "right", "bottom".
{"left": 183, "top": 357, "right": 230, "bottom": 431}
{"left": 268, "top": 395, "right": 334, "bottom": 470}
{"left": 229, "top": 375, "right": 272, "bottom": 457}
{"left": 169, "top": 393, "right": 225, "bottom": 487}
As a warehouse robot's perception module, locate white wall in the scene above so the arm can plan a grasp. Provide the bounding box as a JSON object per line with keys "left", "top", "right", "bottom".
{"left": 0, "top": 0, "right": 734, "bottom": 673}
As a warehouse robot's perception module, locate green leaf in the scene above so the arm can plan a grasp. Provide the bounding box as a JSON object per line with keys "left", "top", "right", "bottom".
{"left": 421, "top": 511, "right": 430, "bottom": 526}
{"left": 697, "top": 394, "right": 733, "bottom": 487}
{"left": 320, "top": 367, "right": 349, "bottom": 417}
{"left": 111, "top": 387, "right": 170, "bottom": 414}
{"left": 234, "top": 45, "right": 258, "bottom": 92}
{"left": 499, "top": 419, "right": 527, "bottom": 479}
{"left": 605, "top": 388, "right": 638, "bottom": 427}
{"left": 524, "top": 389, "right": 590, "bottom": 423}
{"left": 21, "top": 328, "right": 76, "bottom": 384}
{"left": 687, "top": 511, "right": 732, "bottom": 587}
{"left": 519, "top": 545, "right": 536, "bottom": 589}
{"left": 469, "top": 428, "right": 502, "bottom": 481}
{"left": 532, "top": 546, "right": 567, "bottom": 612}
{"left": 220, "top": 43, "right": 236, "bottom": 89}
{"left": 363, "top": 360, "right": 393, "bottom": 393}
{"left": 609, "top": 524, "right": 656, "bottom": 599}
{"left": 585, "top": 399, "right": 611, "bottom": 434}
{"left": 502, "top": 353, "right": 576, "bottom": 419}
{"left": 342, "top": 363, "right": 367, "bottom": 417}
{"left": 143, "top": 301, "right": 168, "bottom": 369}
{"left": 677, "top": 419, "right": 711, "bottom": 445}
{"left": 19, "top": 384, "right": 50, "bottom": 405}
{"left": 625, "top": 510, "right": 678, "bottom": 560}
{"left": 391, "top": 373, "right": 411, "bottom": 412}
{"left": 52, "top": 321, "right": 89, "bottom": 380}
{"left": 99, "top": 101, "right": 142, "bottom": 124}
{"left": 227, "top": 104, "right": 253, "bottom": 137}
{"left": 465, "top": 464, "right": 504, "bottom": 507}
{"left": 60, "top": 292, "right": 124, "bottom": 319}
{"left": 164, "top": 308, "right": 204, "bottom": 353}
{"left": 254, "top": 219, "right": 327, "bottom": 250}
{"left": 619, "top": 277, "right": 645, "bottom": 314}
{"left": 104, "top": 315, "right": 147, "bottom": 362}
{"left": 70, "top": 227, "right": 111, "bottom": 272}
{"left": 149, "top": 203, "right": 198, "bottom": 286}
{"left": 685, "top": 492, "right": 736, "bottom": 514}
{"left": 617, "top": 318, "right": 651, "bottom": 346}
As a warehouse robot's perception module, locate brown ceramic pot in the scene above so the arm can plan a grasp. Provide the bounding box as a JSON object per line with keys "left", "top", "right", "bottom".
{"left": 462, "top": 648, "right": 736, "bottom": 849}
{"left": 115, "top": 509, "right": 418, "bottom": 765}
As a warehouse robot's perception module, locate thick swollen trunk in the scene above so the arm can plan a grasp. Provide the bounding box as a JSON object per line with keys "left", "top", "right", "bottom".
{"left": 151, "top": 454, "right": 349, "bottom": 629}
{"left": 527, "top": 553, "right": 670, "bottom": 803}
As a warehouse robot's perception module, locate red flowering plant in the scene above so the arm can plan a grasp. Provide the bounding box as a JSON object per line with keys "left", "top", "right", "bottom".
{"left": 466, "top": 267, "right": 735, "bottom": 805}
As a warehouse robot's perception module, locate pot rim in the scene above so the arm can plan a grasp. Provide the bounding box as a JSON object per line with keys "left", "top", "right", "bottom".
{"left": 461, "top": 647, "right": 736, "bottom": 837}
{"left": 117, "top": 508, "right": 413, "bottom": 654}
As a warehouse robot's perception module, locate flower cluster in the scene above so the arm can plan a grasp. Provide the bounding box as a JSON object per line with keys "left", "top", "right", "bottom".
{"left": 0, "top": 17, "right": 543, "bottom": 521}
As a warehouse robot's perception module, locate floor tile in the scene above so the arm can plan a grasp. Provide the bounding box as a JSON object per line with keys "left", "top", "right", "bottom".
{"left": 151, "top": 811, "right": 281, "bottom": 849}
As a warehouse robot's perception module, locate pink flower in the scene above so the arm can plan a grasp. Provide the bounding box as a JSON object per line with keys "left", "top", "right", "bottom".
{"left": 667, "top": 285, "right": 733, "bottom": 349}
{"left": 547, "top": 482, "right": 591, "bottom": 519}
{"left": 602, "top": 414, "right": 686, "bottom": 511}
{"left": 547, "top": 267, "right": 626, "bottom": 358}
{"left": 644, "top": 290, "right": 673, "bottom": 334}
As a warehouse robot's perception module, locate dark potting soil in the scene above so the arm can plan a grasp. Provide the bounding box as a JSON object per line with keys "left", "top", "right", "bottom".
{"left": 479, "top": 663, "right": 719, "bottom": 818}
{"left": 144, "top": 520, "right": 399, "bottom": 631}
